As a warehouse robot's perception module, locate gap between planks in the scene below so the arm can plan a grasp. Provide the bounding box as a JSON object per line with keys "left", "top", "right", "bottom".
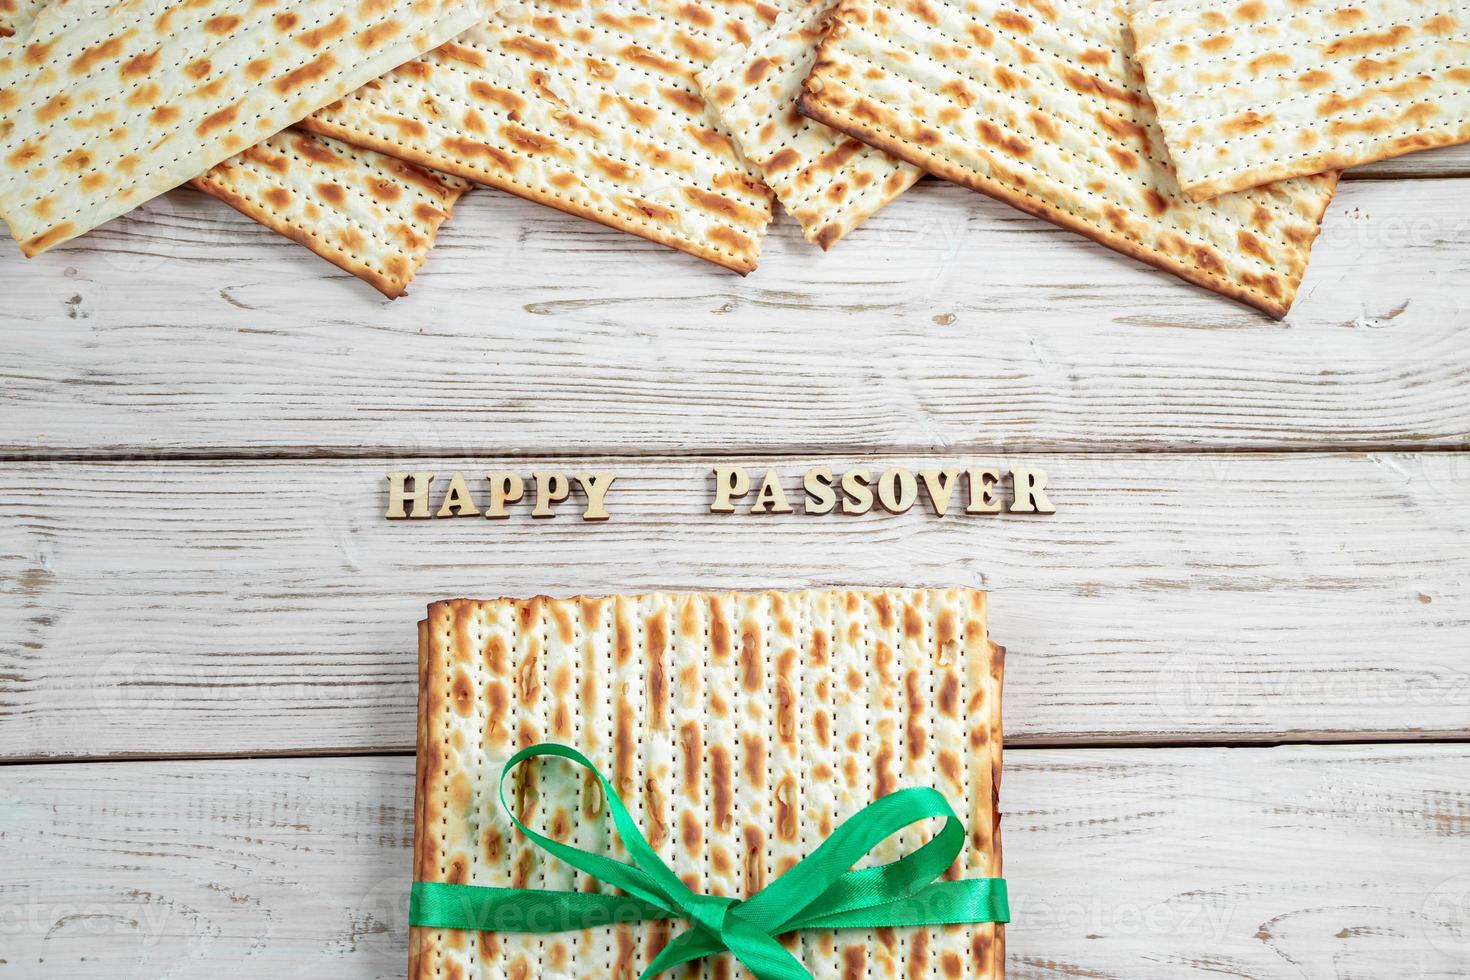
{"left": 2, "top": 444, "right": 1469, "bottom": 463}
{"left": 5, "top": 732, "right": 1470, "bottom": 768}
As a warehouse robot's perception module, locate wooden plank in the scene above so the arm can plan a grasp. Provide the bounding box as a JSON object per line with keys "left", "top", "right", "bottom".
{"left": 2, "top": 744, "right": 1466, "bottom": 978}
{"left": 2, "top": 453, "right": 1468, "bottom": 760}
{"left": 1349, "top": 141, "right": 1470, "bottom": 179}
{"left": 1, "top": 178, "right": 1468, "bottom": 457}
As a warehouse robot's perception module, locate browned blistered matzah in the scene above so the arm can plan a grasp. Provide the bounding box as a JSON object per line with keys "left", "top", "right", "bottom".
{"left": 1131, "top": 0, "right": 1470, "bottom": 200}
{"left": 303, "top": 0, "right": 807, "bottom": 273}
{"left": 697, "top": 0, "right": 924, "bottom": 249}
{"left": 798, "top": 0, "right": 1340, "bottom": 317}
{"left": 413, "top": 588, "right": 1004, "bottom": 979}
{"left": 191, "top": 130, "right": 470, "bottom": 298}
{"left": 0, "top": 0, "right": 486, "bottom": 256}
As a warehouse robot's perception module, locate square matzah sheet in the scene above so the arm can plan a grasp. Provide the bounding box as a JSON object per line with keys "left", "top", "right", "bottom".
{"left": 697, "top": 0, "right": 924, "bottom": 249}
{"left": 1131, "top": 0, "right": 1470, "bottom": 200}
{"left": 305, "top": 0, "right": 803, "bottom": 273}
{"left": 413, "top": 588, "right": 1004, "bottom": 979}
{"left": 799, "top": 0, "right": 1340, "bottom": 317}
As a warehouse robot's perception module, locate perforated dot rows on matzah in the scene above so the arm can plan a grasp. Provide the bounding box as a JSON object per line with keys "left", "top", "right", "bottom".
{"left": 0, "top": 0, "right": 485, "bottom": 256}
{"left": 697, "top": 0, "right": 924, "bottom": 249}
{"left": 413, "top": 588, "right": 1004, "bottom": 979}
{"left": 798, "top": 0, "right": 1340, "bottom": 318}
{"left": 192, "top": 129, "right": 470, "bottom": 298}
{"left": 1130, "top": 0, "right": 1470, "bottom": 200}
{"left": 0, "top": 0, "right": 468, "bottom": 292}
{"left": 304, "top": 0, "right": 813, "bottom": 274}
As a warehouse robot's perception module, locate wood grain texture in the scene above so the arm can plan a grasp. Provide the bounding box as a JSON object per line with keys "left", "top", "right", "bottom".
{"left": 1, "top": 178, "right": 1467, "bottom": 457}
{"left": 1351, "top": 139, "right": 1470, "bottom": 178}
{"left": 3, "top": 453, "right": 1468, "bottom": 760}
{"left": 2, "top": 744, "right": 1466, "bottom": 978}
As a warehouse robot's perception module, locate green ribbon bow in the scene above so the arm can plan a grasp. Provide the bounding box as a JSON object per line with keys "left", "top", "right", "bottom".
{"left": 410, "top": 742, "right": 1009, "bottom": 980}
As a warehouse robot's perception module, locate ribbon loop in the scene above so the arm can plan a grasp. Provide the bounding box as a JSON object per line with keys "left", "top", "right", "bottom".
{"left": 411, "top": 742, "right": 1009, "bottom": 980}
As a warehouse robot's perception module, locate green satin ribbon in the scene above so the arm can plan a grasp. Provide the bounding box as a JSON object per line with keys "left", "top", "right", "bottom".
{"left": 410, "top": 742, "right": 1009, "bottom": 980}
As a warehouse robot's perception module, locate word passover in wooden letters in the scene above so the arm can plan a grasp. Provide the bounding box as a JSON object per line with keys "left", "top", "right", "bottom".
{"left": 385, "top": 466, "right": 1055, "bottom": 521}
{"left": 712, "top": 466, "right": 1055, "bottom": 516}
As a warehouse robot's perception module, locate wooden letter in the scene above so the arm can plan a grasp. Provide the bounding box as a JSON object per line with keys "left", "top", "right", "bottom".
{"left": 1009, "top": 466, "right": 1056, "bottom": 514}
{"left": 436, "top": 471, "right": 481, "bottom": 518}
{"left": 485, "top": 473, "right": 524, "bottom": 519}
{"left": 876, "top": 468, "right": 918, "bottom": 514}
{"left": 385, "top": 471, "right": 433, "bottom": 520}
{"left": 711, "top": 466, "right": 750, "bottom": 514}
{"left": 804, "top": 467, "right": 837, "bottom": 515}
{"left": 751, "top": 468, "right": 793, "bottom": 514}
{"left": 840, "top": 469, "right": 873, "bottom": 515}
{"left": 575, "top": 472, "right": 617, "bottom": 521}
{"left": 965, "top": 467, "right": 1003, "bottom": 515}
{"left": 532, "top": 472, "right": 571, "bottom": 518}
{"left": 918, "top": 469, "right": 961, "bottom": 517}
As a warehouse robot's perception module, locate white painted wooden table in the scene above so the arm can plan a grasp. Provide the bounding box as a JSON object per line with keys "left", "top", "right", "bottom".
{"left": 2, "top": 142, "right": 1469, "bottom": 979}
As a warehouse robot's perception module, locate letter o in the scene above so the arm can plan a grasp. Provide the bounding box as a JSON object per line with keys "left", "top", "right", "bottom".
{"left": 877, "top": 468, "right": 918, "bottom": 514}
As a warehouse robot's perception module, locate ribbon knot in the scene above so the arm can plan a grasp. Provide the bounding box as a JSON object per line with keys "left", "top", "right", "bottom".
{"left": 411, "top": 742, "right": 1009, "bottom": 980}
{"left": 680, "top": 890, "right": 735, "bottom": 938}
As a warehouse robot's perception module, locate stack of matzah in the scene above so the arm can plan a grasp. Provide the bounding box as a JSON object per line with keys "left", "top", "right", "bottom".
{"left": 413, "top": 588, "right": 1005, "bottom": 979}
{"left": 303, "top": 0, "right": 802, "bottom": 273}
{"left": 0, "top": 0, "right": 485, "bottom": 256}
{"left": 798, "top": 0, "right": 1340, "bottom": 317}
{"left": 0, "top": 0, "right": 483, "bottom": 292}
{"left": 3, "top": 0, "right": 1460, "bottom": 310}
{"left": 0, "top": 0, "right": 479, "bottom": 294}
{"left": 1130, "top": 0, "right": 1470, "bottom": 200}
{"left": 697, "top": 0, "right": 923, "bottom": 249}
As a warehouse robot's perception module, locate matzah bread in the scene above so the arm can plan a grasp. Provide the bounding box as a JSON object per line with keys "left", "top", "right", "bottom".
{"left": 0, "top": 0, "right": 468, "bottom": 294}
{"left": 0, "top": 0, "right": 487, "bottom": 256}
{"left": 799, "top": 0, "right": 1340, "bottom": 317}
{"left": 413, "top": 588, "right": 1004, "bottom": 979}
{"left": 302, "top": 0, "right": 800, "bottom": 273}
{"left": 0, "top": 0, "right": 40, "bottom": 37}
{"left": 697, "top": 0, "right": 923, "bottom": 248}
{"left": 1131, "top": 0, "right": 1470, "bottom": 200}
{"left": 192, "top": 130, "right": 470, "bottom": 298}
